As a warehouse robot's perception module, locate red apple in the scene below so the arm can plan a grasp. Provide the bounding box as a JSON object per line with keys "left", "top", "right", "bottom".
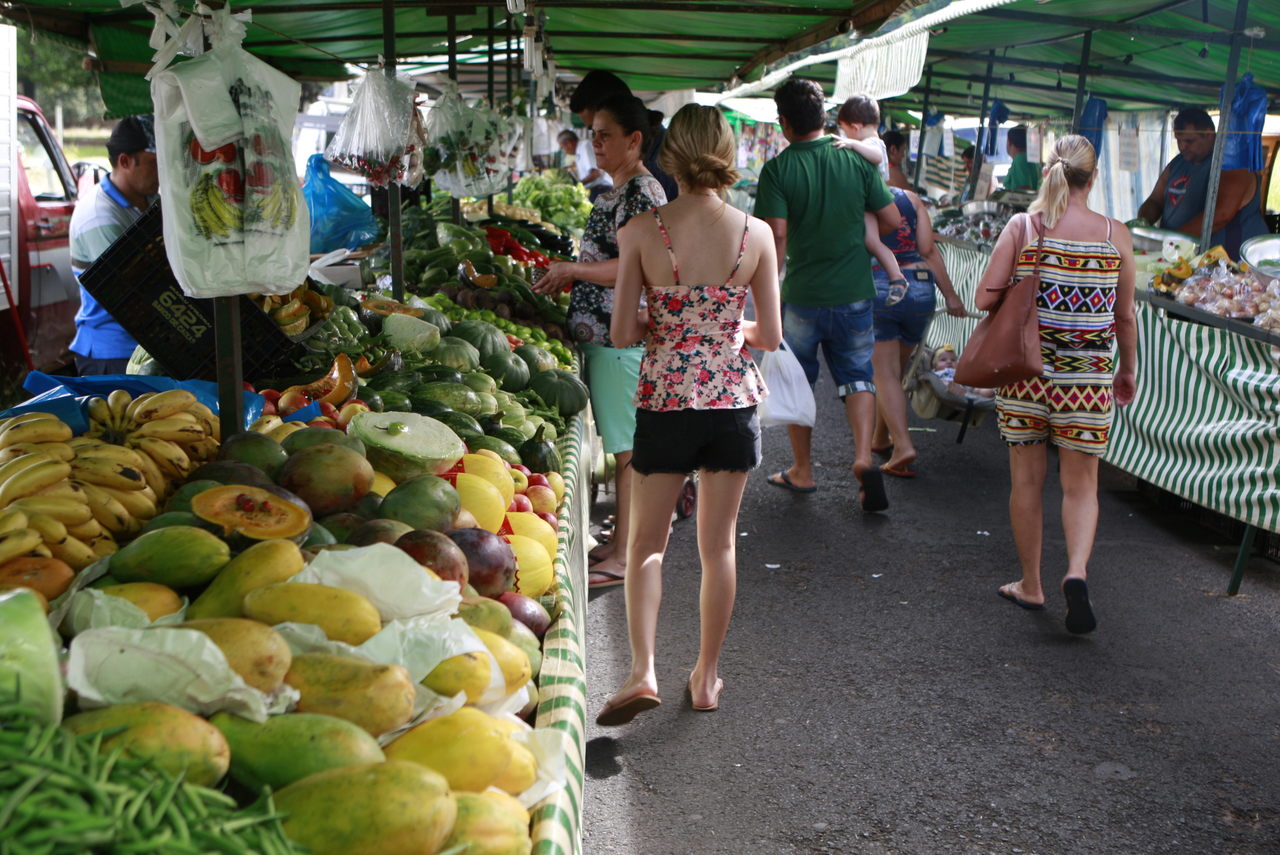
{"left": 397, "top": 529, "right": 469, "bottom": 585}
{"left": 508, "top": 494, "right": 533, "bottom": 513}
{"left": 534, "top": 511, "right": 558, "bottom": 527}
{"left": 276, "top": 387, "right": 311, "bottom": 415}
{"left": 246, "top": 162, "right": 274, "bottom": 187}
{"left": 307, "top": 417, "right": 337, "bottom": 429}
{"left": 261, "top": 398, "right": 278, "bottom": 416}
{"left": 511, "top": 464, "right": 532, "bottom": 477}
{"left": 525, "top": 484, "right": 557, "bottom": 515}
{"left": 336, "top": 401, "right": 370, "bottom": 429}
{"left": 260, "top": 388, "right": 281, "bottom": 405}
{"left": 318, "top": 401, "right": 340, "bottom": 420}
{"left": 526, "top": 472, "right": 551, "bottom": 489}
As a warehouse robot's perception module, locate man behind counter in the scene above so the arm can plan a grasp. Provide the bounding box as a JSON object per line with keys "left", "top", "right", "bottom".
{"left": 1003, "top": 125, "right": 1040, "bottom": 192}
{"left": 69, "top": 115, "right": 158, "bottom": 375}
{"left": 1136, "top": 107, "right": 1267, "bottom": 258}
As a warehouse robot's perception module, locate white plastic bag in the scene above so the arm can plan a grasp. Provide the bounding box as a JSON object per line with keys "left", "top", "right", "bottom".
{"left": 151, "top": 10, "right": 308, "bottom": 298}
{"left": 758, "top": 341, "right": 816, "bottom": 427}
{"left": 427, "top": 80, "right": 521, "bottom": 199}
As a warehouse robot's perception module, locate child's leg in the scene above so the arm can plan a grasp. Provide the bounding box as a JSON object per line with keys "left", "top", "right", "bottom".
{"left": 864, "top": 213, "right": 903, "bottom": 283}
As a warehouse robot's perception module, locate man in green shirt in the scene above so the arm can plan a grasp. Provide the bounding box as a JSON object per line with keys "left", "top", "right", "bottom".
{"left": 753, "top": 77, "right": 900, "bottom": 512}
{"left": 1003, "top": 125, "right": 1040, "bottom": 192}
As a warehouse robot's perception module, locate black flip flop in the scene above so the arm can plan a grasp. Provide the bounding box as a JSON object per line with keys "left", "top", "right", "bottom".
{"left": 767, "top": 471, "right": 817, "bottom": 493}
{"left": 998, "top": 584, "right": 1047, "bottom": 611}
{"left": 1063, "top": 578, "right": 1097, "bottom": 634}
{"left": 858, "top": 466, "right": 888, "bottom": 513}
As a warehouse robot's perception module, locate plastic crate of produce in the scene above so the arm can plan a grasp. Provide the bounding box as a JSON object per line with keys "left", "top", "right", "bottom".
{"left": 78, "top": 204, "right": 301, "bottom": 382}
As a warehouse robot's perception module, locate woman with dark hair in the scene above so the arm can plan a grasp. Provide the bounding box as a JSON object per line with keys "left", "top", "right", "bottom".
{"left": 535, "top": 94, "right": 668, "bottom": 588}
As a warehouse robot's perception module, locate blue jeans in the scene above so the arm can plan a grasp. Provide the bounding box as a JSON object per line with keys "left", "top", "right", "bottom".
{"left": 781, "top": 300, "right": 876, "bottom": 398}
{"left": 872, "top": 267, "right": 937, "bottom": 345}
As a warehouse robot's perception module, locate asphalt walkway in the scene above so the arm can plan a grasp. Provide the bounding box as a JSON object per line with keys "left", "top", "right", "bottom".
{"left": 581, "top": 369, "right": 1280, "bottom": 855}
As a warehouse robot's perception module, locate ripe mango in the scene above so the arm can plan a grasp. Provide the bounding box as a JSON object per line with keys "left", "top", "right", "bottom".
{"left": 422, "top": 650, "right": 492, "bottom": 703}
{"left": 210, "top": 711, "right": 385, "bottom": 793}
{"left": 384, "top": 706, "right": 513, "bottom": 792}
{"left": 61, "top": 701, "right": 229, "bottom": 787}
{"left": 185, "top": 539, "right": 304, "bottom": 620}
{"left": 175, "top": 618, "right": 292, "bottom": 694}
{"left": 275, "top": 760, "right": 457, "bottom": 855}
{"left": 97, "top": 581, "right": 183, "bottom": 621}
{"left": 472, "top": 627, "right": 531, "bottom": 695}
{"left": 243, "top": 582, "right": 381, "bottom": 645}
{"left": 284, "top": 652, "right": 415, "bottom": 736}
{"left": 442, "top": 791, "right": 532, "bottom": 855}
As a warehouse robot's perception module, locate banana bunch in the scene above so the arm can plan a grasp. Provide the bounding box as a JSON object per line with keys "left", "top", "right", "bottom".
{"left": 191, "top": 171, "right": 243, "bottom": 239}
{"left": 257, "top": 180, "right": 298, "bottom": 230}
{"left": 250, "top": 281, "right": 334, "bottom": 337}
{"left": 82, "top": 389, "right": 219, "bottom": 499}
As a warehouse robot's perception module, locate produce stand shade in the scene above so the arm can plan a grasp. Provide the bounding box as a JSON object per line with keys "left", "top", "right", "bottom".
{"left": 77, "top": 205, "right": 302, "bottom": 381}
{"left": 530, "top": 366, "right": 592, "bottom": 855}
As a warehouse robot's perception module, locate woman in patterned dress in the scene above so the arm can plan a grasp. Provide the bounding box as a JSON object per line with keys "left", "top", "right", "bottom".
{"left": 593, "top": 104, "right": 782, "bottom": 725}
{"left": 535, "top": 94, "right": 668, "bottom": 588}
{"left": 976, "top": 135, "right": 1138, "bottom": 634}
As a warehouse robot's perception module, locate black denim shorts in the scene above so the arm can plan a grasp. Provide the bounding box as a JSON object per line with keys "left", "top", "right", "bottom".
{"left": 631, "top": 406, "right": 761, "bottom": 476}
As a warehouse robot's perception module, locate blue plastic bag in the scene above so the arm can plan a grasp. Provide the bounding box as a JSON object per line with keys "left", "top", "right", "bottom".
{"left": 3, "top": 373, "right": 264, "bottom": 433}
{"left": 1078, "top": 98, "right": 1108, "bottom": 156}
{"left": 984, "top": 100, "right": 1009, "bottom": 156}
{"left": 1222, "top": 73, "right": 1267, "bottom": 172}
{"left": 303, "top": 154, "right": 380, "bottom": 254}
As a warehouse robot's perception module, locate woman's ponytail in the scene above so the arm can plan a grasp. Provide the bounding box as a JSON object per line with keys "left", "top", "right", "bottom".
{"left": 1028, "top": 134, "right": 1097, "bottom": 229}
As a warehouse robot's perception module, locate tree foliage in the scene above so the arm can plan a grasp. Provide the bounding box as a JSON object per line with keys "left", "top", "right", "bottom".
{"left": 15, "top": 30, "right": 106, "bottom": 125}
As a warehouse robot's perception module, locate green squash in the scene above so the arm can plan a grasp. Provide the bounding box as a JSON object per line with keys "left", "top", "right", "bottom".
{"left": 482, "top": 350, "right": 530, "bottom": 392}
{"left": 432, "top": 336, "right": 481, "bottom": 372}
{"left": 513, "top": 343, "right": 558, "bottom": 375}
{"left": 528, "top": 368, "right": 590, "bottom": 418}
{"left": 519, "top": 424, "right": 562, "bottom": 473}
{"left": 449, "top": 319, "right": 510, "bottom": 363}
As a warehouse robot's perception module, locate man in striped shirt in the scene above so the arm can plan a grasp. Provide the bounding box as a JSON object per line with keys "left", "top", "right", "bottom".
{"left": 68, "top": 115, "right": 157, "bottom": 375}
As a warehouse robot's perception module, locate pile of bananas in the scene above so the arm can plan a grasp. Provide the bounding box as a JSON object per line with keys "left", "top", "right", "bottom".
{"left": 256, "top": 181, "right": 298, "bottom": 230}
{"left": 190, "top": 171, "right": 243, "bottom": 240}
{"left": 82, "top": 389, "right": 219, "bottom": 493}
{"left": 251, "top": 281, "right": 335, "bottom": 337}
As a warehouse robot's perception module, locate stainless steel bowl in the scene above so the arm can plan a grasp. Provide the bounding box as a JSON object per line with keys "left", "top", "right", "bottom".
{"left": 1129, "top": 225, "right": 1193, "bottom": 254}
{"left": 1240, "top": 234, "right": 1280, "bottom": 285}
{"left": 961, "top": 200, "right": 1004, "bottom": 217}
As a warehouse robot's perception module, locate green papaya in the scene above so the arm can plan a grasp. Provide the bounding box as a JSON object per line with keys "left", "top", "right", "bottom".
{"left": 210, "top": 712, "right": 385, "bottom": 793}
{"left": 108, "top": 526, "right": 231, "bottom": 589}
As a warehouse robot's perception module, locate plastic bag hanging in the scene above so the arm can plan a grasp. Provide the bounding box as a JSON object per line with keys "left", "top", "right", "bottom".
{"left": 326, "top": 68, "right": 417, "bottom": 187}
{"left": 425, "top": 80, "right": 522, "bottom": 199}
{"left": 984, "top": 100, "right": 1008, "bottom": 156}
{"left": 303, "top": 154, "right": 380, "bottom": 254}
{"left": 1078, "top": 97, "right": 1108, "bottom": 156}
{"left": 1221, "top": 73, "right": 1267, "bottom": 172}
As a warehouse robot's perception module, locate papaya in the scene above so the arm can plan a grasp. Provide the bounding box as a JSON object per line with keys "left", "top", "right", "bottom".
{"left": 211, "top": 711, "right": 385, "bottom": 793}
{"left": 243, "top": 582, "right": 382, "bottom": 646}
{"left": 472, "top": 627, "right": 531, "bottom": 695}
{"left": 190, "top": 484, "right": 312, "bottom": 548}
{"left": 0, "top": 588, "right": 62, "bottom": 724}
{"left": 98, "top": 582, "right": 183, "bottom": 621}
{"left": 505, "top": 618, "right": 543, "bottom": 678}
{"left": 422, "top": 649, "right": 493, "bottom": 704}
{"left": 61, "top": 701, "right": 229, "bottom": 787}
{"left": 384, "top": 706, "right": 513, "bottom": 792}
{"left": 185, "top": 539, "right": 304, "bottom": 620}
{"left": 0, "top": 556, "right": 74, "bottom": 600}
{"left": 492, "top": 740, "right": 537, "bottom": 797}
{"left": 108, "top": 525, "right": 231, "bottom": 589}
{"left": 456, "top": 594, "right": 512, "bottom": 637}
{"left": 274, "top": 761, "right": 456, "bottom": 855}
{"left": 284, "top": 653, "right": 415, "bottom": 736}
{"left": 186, "top": 461, "right": 274, "bottom": 490}
{"left": 140, "top": 510, "right": 203, "bottom": 534}
{"left": 443, "top": 791, "right": 532, "bottom": 855}
{"left": 163, "top": 479, "right": 223, "bottom": 513}
{"left": 175, "top": 618, "right": 292, "bottom": 693}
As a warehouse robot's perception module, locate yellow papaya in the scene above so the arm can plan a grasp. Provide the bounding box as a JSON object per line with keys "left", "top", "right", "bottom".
{"left": 275, "top": 761, "right": 457, "bottom": 855}
{"left": 492, "top": 740, "right": 537, "bottom": 796}
{"left": 185, "top": 539, "right": 304, "bottom": 620}
{"left": 97, "top": 581, "right": 182, "bottom": 621}
{"left": 174, "top": 618, "right": 292, "bottom": 693}
{"left": 61, "top": 701, "right": 229, "bottom": 787}
{"left": 422, "top": 650, "right": 492, "bottom": 703}
{"left": 284, "top": 652, "right": 415, "bottom": 736}
{"left": 442, "top": 791, "right": 532, "bottom": 855}
{"left": 472, "top": 627, "right": 532, "bottom": 695}
{"left": 384, "top": 706, "right": 513, "bottom": 792}
{"left": 243, "top": 581, "right": 381, "bottom": 645}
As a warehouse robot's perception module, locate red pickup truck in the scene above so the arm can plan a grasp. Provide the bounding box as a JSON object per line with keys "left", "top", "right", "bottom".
{"left": 3, "top": 95, "right": 83, "bottom": 380}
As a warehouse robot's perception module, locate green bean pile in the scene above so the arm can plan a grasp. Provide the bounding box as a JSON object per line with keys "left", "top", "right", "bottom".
{"left": 0, "top": 706, "right": 310, "bottom": 855}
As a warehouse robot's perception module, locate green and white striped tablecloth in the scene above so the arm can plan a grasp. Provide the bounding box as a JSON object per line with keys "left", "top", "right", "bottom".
{"left": 1107, "top": 304, "right": 1280, "bottom": 534}
{"left": 929, "top": 237, "right": 1280, "bottom": 534}
{"left": 531, "top": 404, "right": 591, "bottom": 855}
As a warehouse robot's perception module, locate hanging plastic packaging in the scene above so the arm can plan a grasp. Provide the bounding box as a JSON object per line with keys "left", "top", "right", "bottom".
{"left": 984, "top": 100, "right": 1009, "bottom": 156}
{"left": 1078, "top": 97, "right": 1108, "bottom": 156}
{"left": 426, "top": 80, "right": 522, "bottom": 199}
{"left": 326, "top": 69, "right": 417, "bottom": 187}
{"left": 1221, "top": 73, "right": 1267, "bottom": 172}
{"left": 302, "top": 154, "right": 380, "bottom": 253}
{"left": 150, "top": 5, "right": 309, "bottom": 298}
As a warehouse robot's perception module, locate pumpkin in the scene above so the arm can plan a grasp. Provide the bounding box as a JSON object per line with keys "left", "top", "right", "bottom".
{"left": 359, "top": 298, "right": 425, "bottom": 334}
{"left": 528, "top": 369, "right": 589, "bottom": 418}
{"left": 513, "top": 343, "right": 557, "bottom": 375}
{"left": 449, "top": 320, "right": 510, "bottom": 364}
{"left": 482, "top": 351, "right": 531, "bottom": 392}
{"left": 190, "top": 484, "right": 313, "bottom": 548}
{"left": 417, "top": 304, "right": 452, "bottom": 336}
{"left": 432, "top": 337, "right": 482, "bottom": 373}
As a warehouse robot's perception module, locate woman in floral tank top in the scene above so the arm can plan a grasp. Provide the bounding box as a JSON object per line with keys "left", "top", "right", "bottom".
{"left": 536, "top": 94, "right": 667, "bottom": 587}
{"left": 593, "top": 104, "right": 782, "bottom": 725}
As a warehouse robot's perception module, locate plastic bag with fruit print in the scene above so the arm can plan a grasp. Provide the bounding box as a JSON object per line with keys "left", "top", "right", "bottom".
{"left": 150, "top": 4, "right": 308, "bottom": 298}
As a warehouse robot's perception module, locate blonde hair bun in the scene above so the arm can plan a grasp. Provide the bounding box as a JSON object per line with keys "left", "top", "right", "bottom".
{"left": 659, "top": 104, "right": 741, "bottom": 192}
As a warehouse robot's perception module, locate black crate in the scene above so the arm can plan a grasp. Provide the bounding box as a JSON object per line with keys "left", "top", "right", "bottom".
{"left": 78, "top": 204, "right": 301, "bottom": 382}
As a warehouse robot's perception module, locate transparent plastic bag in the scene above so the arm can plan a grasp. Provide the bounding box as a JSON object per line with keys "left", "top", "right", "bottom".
{"left": 302, "top": 154, "right": 379, "bottom": 253}
{"left": 426, "top": 81, "right": 521, "bottom": 199}
{"left": 326, "top": 69, "right": 417, "bottom": 186}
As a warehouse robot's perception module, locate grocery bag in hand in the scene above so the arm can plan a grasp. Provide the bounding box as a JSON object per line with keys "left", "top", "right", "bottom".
{"left": 757, "top": 341, "right": 816, "bottom": 427}
{"left": 152, "top": 42, "right": 308, "bottom": 297}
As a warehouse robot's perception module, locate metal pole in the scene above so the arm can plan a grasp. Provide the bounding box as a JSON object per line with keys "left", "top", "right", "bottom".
{"left": 1199, "top": 0, "right": 1250, "bottom": 253}
{"left": 448, "top": 13, "right": 462, "bottom": 225}
{"left": 487, "top": 6, "right": 495, "bottom": 218}
{"left": 506, "top": 13, "right": 515, "bottom": 203}
{"left": 383, "top": 0, "right": 404, "bottom": 301}
{"left": 1071, "top": 30, "right": 1093, "bottom": 133}
{"left": 213, "top": 297, "right": 243, "bottom": 441}
{"left": 913, "top": 65, "right": 932, "bottom": 189}
{"left": 966, "top": 52, "right": 995, "bottom": 202}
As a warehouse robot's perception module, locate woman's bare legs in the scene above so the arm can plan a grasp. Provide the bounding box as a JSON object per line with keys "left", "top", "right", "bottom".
{"left": 590, "top": 451, "right": 634, "bottom": 582}
{"left": 872, "top": 340, "right": 918, "bottom": 472}
{"left": 1057, "top": 448, "right": 1100, "bottom": 581}
{"left": 1004, "top": 442, "right": 1048, "bottom": 605}
{"left": 688, "top": 468, "right": 749, "bottom": 708}
{"left": 604, "top": 469, "right": 684, "bottom": 706}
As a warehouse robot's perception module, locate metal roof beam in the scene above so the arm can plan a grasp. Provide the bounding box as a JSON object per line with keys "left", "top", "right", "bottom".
{"left": 972, "top": 7, "right": 1262, "bottom": 46}
{"left": 733, "top": 0, "right": 902, "bottom": 82}
{"left": 922, "top": 70, "right": 1190, "bottom": 110}
{"left": 248, "top": 29, "right": 771, "bottom": 47}
{"left": 928, "top": 49, "right": 1220, "bottom": 91}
